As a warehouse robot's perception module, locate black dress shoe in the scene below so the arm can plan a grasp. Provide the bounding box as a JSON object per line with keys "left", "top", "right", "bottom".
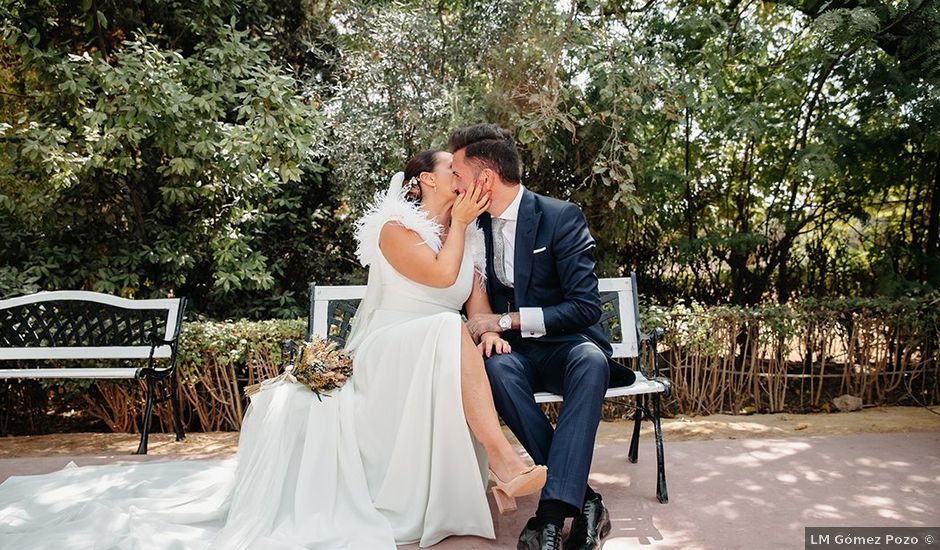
{"left": 565, "top": 493, "right": 611, "bottom": 550}
{"left": 518, "top": 517, "right": 563, "bottom": 550}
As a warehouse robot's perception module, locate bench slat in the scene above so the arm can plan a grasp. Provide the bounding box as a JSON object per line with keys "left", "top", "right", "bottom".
{"left": 0, "top": 368, "right": 142, "bottom": 379}
{"left": 0, "top": 346, "right": 173, "bottom": 360}
{"left": 534, "top": 371, "right": 666, "bottom": 403}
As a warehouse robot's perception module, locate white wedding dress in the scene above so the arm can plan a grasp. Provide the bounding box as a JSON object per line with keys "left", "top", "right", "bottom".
{"left": 0, "top": 175, "right": 494, "bottom": 550}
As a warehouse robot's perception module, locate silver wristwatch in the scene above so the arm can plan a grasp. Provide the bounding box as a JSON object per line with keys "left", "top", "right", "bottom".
{"left": 498, "top": 313, "right": 513, "bottom": 331}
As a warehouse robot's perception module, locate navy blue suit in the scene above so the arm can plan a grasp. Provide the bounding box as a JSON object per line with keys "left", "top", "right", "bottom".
{"left": 480, "top": 188, "right": 635, "bottom": 510}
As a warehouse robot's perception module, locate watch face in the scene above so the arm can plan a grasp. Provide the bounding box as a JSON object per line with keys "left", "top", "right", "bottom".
{"left": 499, "top": 315, "right": 511, "bottom": 329}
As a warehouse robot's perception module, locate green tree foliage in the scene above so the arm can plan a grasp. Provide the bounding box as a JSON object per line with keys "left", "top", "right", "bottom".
{"left": 320, "top": 0, "right": 939, "bottom": 305}
{"left": 1, "top": 0, "right": 937, "bottom": 318}
{"left": 0, "top": 1, "right": 354, "bottom": 317}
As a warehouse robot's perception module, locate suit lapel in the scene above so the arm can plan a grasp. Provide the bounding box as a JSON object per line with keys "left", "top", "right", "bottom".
{"left": 514, "top": 189, "right": 540, "bottom": 305}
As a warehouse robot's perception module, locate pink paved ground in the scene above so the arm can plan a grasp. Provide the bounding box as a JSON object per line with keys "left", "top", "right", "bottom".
{"left": 1, "top": 430, "right": 937, "bottom": 549}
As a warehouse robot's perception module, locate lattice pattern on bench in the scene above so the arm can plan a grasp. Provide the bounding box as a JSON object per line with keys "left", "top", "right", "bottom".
{"left": 1, "top": 301, "right": 168, "bottom": 348}
{"left": 1, "top": 292, "right": 183, "bottom": 360}
{"left": 325, "top": 300, "right": 360, "bottom": 347}
{"left": 598, "top": 291, "right": 622, "bottom": 344}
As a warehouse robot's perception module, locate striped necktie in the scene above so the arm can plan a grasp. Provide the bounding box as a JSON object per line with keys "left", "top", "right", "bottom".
{"left": 491, "top": 218, "right": 514, "bottom": 288}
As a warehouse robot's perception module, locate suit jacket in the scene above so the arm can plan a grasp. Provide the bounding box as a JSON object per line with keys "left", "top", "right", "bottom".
{"left": 480, "top": 188, "right": 636, "bottom": 387}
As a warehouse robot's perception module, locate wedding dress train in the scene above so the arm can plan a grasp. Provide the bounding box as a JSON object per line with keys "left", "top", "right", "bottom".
{"left": 0, "top": 175, "right": 493, "bottom": 549}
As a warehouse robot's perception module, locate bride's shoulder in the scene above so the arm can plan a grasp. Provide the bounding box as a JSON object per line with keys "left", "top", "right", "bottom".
{"left": 354, "top": 189, "right": 442, "bottom": 267}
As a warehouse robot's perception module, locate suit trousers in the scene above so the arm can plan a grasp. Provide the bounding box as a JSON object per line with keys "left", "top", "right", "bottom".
{"left": 483, "top": 334, "right": 610, "bottom": 509}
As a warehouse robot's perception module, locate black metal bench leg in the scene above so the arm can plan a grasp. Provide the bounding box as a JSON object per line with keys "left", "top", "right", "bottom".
{"left": 136, "top": 377, "right": 156, "bottom": 455}
{"left": 170, "top": 376, "right": 185, "bottom": 441}
{"left": 628, "top": 394, "right": 644, "bottom": 463}
{"left": 652, "top": 392, "right": 668, "bottom": 503}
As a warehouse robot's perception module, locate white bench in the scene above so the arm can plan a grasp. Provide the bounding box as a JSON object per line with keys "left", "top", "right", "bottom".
{"left": 307, "top": 274, "right": 670, "bottom": 503}
{"left": 0, "top": 290, "right": 187, "bottom": 454}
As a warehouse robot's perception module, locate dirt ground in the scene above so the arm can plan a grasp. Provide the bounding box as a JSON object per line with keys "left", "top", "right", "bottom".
{"left": 1, "top": 405, "right": 938, "bottom": 458}
{"left": 619, "top": 404, "right": 940, "bottom": 441}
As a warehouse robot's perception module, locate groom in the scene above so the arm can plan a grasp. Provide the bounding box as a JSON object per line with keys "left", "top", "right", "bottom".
{"left": 451, "top": 124, "right": 636, "bottom": 550}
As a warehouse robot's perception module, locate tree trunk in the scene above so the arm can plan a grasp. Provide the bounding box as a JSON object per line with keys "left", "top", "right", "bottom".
{"left": 925, "top": 151, "right": 940, "bottom": 283}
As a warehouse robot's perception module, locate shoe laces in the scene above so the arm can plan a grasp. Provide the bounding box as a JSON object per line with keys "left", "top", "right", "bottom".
{"left": 545, "top": 525, "right": 562, "bottom": 550}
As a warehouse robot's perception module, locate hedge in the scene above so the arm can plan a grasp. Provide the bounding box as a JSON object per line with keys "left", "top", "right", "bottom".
{"left": 1, "top": 297, "right": 937, "bottom": 435}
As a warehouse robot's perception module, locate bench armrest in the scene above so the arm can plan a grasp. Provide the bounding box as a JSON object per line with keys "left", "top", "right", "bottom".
{"left": 280, "top": 339, "right": 301, "bottom": 372}
{"left": 639, "top": 327, "right": 665, "bottom": 345}
{"left": 638, "top": 326, "right": 666, "bottom": 379}
{"left": 137, "top": 331, "right": 183, "bottom": 379}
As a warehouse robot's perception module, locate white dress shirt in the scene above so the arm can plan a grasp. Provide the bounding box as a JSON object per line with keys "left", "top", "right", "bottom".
{"left": 494, "top": 185, "right": 546, "bottom": 338}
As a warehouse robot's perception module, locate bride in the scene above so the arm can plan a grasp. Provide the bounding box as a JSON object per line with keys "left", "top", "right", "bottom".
{"left": 0, "top": 150, "right": 547, "bottom": 549}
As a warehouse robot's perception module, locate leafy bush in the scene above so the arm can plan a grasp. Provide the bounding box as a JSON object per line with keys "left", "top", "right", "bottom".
{"left": 3, "top": 298, "right": 936, "bottom": 435}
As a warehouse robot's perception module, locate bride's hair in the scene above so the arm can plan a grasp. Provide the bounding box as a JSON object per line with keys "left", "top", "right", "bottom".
{"left": 402, "top": 150, "right": 441, "bottom": 202}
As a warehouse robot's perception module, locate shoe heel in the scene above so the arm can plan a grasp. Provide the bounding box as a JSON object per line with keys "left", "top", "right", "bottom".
{"left": 491, "top": 487, "right": 517, "bottom": 514}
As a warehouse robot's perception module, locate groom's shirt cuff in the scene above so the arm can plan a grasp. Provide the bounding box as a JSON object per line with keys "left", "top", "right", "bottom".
{"left": 519, "top": 307, "right": 547, "bottom": 338}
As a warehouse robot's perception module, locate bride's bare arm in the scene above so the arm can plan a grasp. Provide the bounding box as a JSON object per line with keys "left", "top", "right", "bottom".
{"left": 464, "top": 271, "right": 494, "bottom": 317}
{"left": 380, "top": 183, "right": 489, "bottom": 288}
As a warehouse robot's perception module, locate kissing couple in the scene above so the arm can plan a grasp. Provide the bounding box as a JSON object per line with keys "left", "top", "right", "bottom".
{"left": 0, "top": 124, "right": 636, "bottom": 550}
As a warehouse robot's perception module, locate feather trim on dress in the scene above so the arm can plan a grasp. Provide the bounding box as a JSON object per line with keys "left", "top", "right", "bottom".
{"left": 354, "top": 188, "right": 444, "bottom": 267}
{"left": 467, "top": 223, "right": 487, "bottom": 288}
{"left": 354, "top": 185, "right": 488, "bottom": 288}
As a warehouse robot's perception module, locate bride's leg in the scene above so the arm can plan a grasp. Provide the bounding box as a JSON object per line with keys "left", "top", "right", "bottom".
{"left": 458, "top": 322, "right": 529, "bottom": 480}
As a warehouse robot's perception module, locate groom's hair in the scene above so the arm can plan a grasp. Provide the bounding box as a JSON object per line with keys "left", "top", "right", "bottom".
{"left": 448, "top": 124, "right": 521, "bottom": 185}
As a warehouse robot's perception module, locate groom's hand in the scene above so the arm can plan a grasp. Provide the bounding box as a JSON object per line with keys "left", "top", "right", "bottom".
{"left": 467, "top": 313, "right": 502, "bottom": 340}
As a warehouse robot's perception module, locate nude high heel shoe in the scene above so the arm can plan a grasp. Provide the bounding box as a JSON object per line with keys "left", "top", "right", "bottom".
{"left": 488, "top": 465, "right": 548, "bottom": 514}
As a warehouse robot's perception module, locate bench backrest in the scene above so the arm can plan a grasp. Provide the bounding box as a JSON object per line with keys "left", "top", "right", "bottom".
{"left": 308, "top": 275, "right": 641, "bottom": 359}
{"left": 0, "top": 291, "right": 186, "bottom": 360}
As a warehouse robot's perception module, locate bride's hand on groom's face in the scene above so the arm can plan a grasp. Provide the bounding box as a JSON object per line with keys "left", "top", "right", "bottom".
{"left": 477, "top": 331, "right": 511, "bottom": 358}
{"left": 452, "top": 182, "right": 490, "bottom": 225}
